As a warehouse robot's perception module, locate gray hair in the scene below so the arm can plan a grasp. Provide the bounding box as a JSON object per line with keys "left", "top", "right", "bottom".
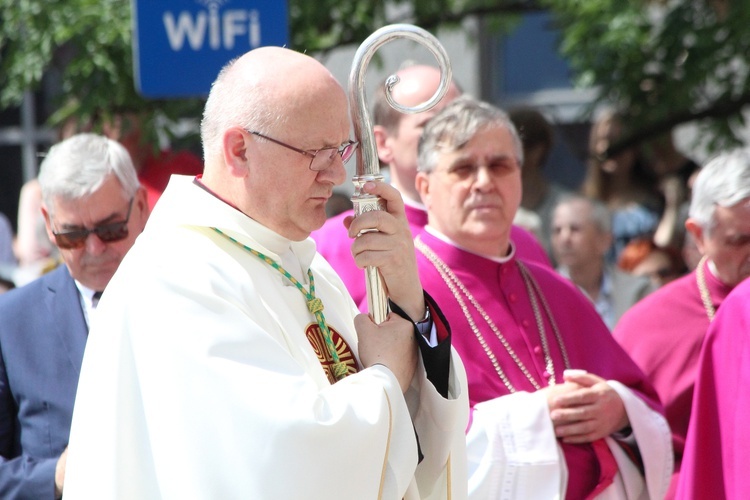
{"left": 417, "top": 96, "right": 523, "bottom": 173}
{"left": 689, "top": 147, "right": 750, "bottom": 234}
{"left": 200, "top": 57, "right": 281, "bottom": 165}
{"left": 38, "top": 133, "right": 140, "bottom": 211}
{"left": 555, "top": 194, "right": 612, "bottom": 234}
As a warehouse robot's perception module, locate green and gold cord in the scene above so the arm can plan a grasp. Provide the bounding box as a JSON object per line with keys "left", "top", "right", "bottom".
{"left": 212, "top": 227, "right": 349, "bottom": 381}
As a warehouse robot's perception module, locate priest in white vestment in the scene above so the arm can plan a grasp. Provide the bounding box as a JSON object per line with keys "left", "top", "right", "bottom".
{"left": 63, "top": 46, "right": 468, "bottom": 500}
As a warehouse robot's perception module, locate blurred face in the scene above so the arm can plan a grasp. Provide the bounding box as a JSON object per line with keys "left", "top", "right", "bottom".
{"left": 417, "top": 125, "right": 521, "bottom": 256}
{"left": 590, "top": 116, "right": 635, "bottom": 175}
{"left": 244, "top": 82, "right": 350, "bottom": 241}
{"left": 689, "top": 200, "right": 750, "bottom": 287}
{"left": 551, "top": 200, "right": 611, "bottom": 270}
{"left": 43, "top": 175, "right": 148, "bottom": 291}
{"left": 388, "top": 111, "right": 436, "bottom": 182}
{"left": 376, "top": 69, "right": 461, "bottom": 201}
{"left": 387, "top": 86, "right": 461, "bottom": 174}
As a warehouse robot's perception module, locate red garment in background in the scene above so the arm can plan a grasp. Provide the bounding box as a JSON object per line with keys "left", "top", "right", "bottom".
{"left": 139, "top": 150, "right": 204, "bottom": 210}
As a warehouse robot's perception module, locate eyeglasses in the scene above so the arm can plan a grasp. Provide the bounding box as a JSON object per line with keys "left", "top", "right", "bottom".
{"left": 246, "top": 130, "right": 358, "bottom": 171}
{"left": 52, "top": 197, "right": 134, "bottom": 249}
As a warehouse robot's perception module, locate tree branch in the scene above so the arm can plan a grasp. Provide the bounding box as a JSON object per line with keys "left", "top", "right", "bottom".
{"left": 392, "top": 1, "right": 545, "bottom": 31}
{"left": 315, "top": 0, "right": 544, "bottom": 55}
{"left": 606, "top": 91, "right": 750, "bottom": 158}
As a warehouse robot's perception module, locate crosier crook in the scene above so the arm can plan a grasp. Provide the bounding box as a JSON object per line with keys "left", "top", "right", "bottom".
{"left": 348, "top": 24, "right": 453, "bottom": 324}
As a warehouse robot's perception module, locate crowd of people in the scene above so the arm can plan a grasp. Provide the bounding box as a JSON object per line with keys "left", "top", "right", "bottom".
{"left": 0, "top": 40, "right": 748, "bottom": 499}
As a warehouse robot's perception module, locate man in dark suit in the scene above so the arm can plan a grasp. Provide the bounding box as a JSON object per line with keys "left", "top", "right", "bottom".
{"left": 0, "top": 133, "right": 150, "bottom": 499}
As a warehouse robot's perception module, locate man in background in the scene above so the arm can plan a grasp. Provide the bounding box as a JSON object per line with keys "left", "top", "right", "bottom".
{"left": 414, "top": 96, "right": 671, "bottom": 498}
{"left": 509, "top": 106, "right": 571, "bottom": 258}
{"left": 551, "top": 195, "right": 656, "bottom": 330}
{"left": 0, "top": 133, "right": 148, "bottom": 499}
{"left": 615, "top": 147, "right": 750, "bottom": 498}
{"left": 677, "top": 266, "right": 750, "bottom": 499}
{"left": 312, "top": 65, "right": 550, "bottom": 307}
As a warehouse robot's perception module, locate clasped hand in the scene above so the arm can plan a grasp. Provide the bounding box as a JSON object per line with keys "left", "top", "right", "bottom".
{"left": 543, "top": 370, "right": 630, "bottom": 443}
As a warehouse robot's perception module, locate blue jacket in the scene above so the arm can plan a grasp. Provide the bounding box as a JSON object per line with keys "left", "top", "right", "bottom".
{"left": 0, "top": 265, "right": 87, "bottom": 499}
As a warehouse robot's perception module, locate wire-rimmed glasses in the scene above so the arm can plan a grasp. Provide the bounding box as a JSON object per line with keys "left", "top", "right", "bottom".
{"left": 246, "top": 130, "right": 358, "bottom": 171}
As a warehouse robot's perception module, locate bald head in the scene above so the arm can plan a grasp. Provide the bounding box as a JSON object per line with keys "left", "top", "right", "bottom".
{"left": 372, "top": 64, "right": 462, "bottom": 201}
{"left": 199, "top": 46, "right": 351, "bottom": 240}
{"left": 373, "top": 65, "right": 462, "bottom": 132}
{"left": 201, "top": 47, "right": 347, "bottom": 170}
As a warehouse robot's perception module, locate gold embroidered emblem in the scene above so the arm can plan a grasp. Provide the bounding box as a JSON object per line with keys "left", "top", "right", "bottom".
{"left": 305, "top": 323, "right": 359, "bottom": 384}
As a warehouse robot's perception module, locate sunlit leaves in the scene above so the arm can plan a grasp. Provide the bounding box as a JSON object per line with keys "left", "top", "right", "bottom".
{"left": 542, "top": 0, "right": 750, "bottom": 152}
{"left": 1, "top": 0, "right": 747, "bottom": 154}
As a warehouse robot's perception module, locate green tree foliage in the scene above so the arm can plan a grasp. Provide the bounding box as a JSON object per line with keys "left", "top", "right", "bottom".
{"left": 542, "top": 0, "right": 750, "bottom": 154}
{"left": 0, "top": 0, "right": 510, "bottom": 145}
{"left": 289, "top": 0, "right": 536, "bottom": 53}
{"left": 0, "top": 0, "right": 203, "bottom": 147}
{"left": 1, "top": 0, "right": 747, "bottom": 155}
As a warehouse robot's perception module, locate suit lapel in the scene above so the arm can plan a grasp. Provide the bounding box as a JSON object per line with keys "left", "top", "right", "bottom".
{"left": 44, "top": 265, "right": 89, "bottom": 375}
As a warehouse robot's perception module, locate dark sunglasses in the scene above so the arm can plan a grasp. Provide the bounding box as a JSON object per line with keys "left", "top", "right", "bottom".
{"left": 52, "top": 197, "right": 134, "bottom": 249}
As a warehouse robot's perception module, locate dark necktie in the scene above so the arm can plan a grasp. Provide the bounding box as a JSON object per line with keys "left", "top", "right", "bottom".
{"left": 92, "top": 291, "right": 103, "bottom": 309}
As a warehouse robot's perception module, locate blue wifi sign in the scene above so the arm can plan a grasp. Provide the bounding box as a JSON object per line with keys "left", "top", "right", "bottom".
{"left": 132, "top": 0, "right": 289, "bottom": 98}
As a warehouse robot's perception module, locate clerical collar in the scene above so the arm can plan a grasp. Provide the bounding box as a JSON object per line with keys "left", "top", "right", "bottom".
{"left": 424, "top": 225, "right": 516, "bottom": 263}
{"left": 707, "top": 258, "right": 719, "bottom": 281}
{"left": 193, "top": 175, "right": 244, "bottom": 214}
{"left": 403, "top": 195, "right": 427, "bottom": 211}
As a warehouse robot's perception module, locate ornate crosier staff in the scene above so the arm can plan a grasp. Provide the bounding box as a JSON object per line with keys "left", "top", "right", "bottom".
{"left": 348, "top": 24, "right": 452, "bottom": 324}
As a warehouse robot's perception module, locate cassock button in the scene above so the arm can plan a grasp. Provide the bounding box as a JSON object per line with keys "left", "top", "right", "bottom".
{"left": 533, "top": 345, "right": 542, "bottom": 354}
{"left": 509, "top": 293, "right": 517, "bottom": 302}
{"left": 543, "top": 370, "right": 551, "bottom": 378}
{"left": 522, "top": 319, "right": 530, "bottom": 327}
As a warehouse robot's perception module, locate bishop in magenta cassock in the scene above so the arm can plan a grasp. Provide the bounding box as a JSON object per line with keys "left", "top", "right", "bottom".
{"left": 675, "top": 275, "right": 750, "bottom": 500}
{"left": 614, "top": 147, "right": 750, "bottom": 498}
{"left": 311, "top": 66, "right": 550, "bottom": 308}
{"left": 414, "top": 95, "right": 672, "bottom": 499}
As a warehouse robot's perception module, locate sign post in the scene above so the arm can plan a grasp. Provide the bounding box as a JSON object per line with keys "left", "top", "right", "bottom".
{"left": 132, "top": 0, "right": 289, "bottom": 98}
